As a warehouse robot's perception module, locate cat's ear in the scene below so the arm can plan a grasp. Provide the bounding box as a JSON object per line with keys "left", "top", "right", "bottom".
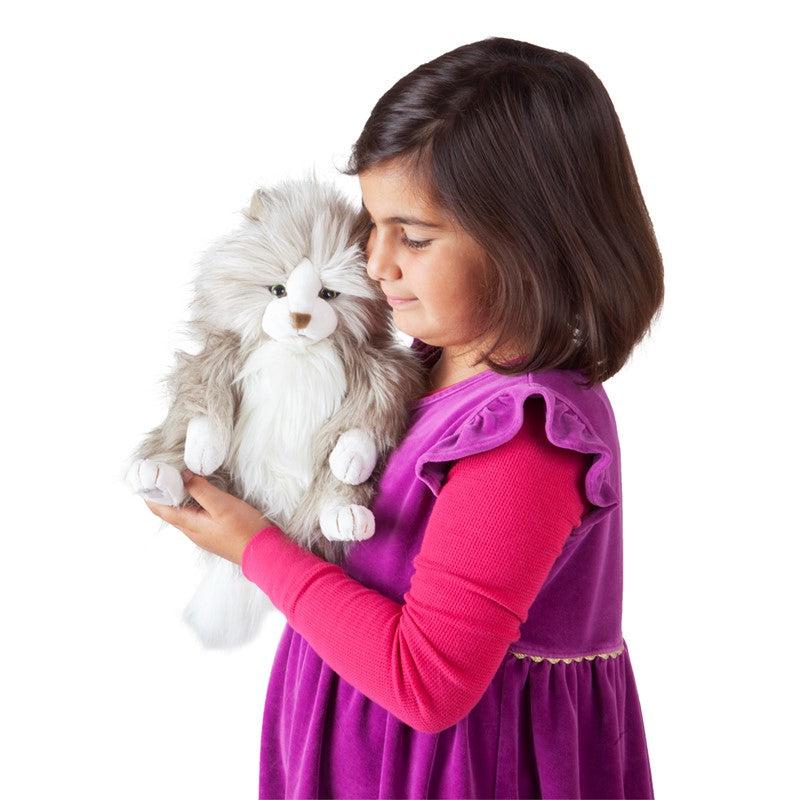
{"left": 245, "top": 188, "right": 270, "bottom": 221}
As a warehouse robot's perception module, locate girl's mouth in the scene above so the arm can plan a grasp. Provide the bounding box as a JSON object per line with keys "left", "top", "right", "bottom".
{"left": 386, "top": 296, "right": 419, "bottom": 308}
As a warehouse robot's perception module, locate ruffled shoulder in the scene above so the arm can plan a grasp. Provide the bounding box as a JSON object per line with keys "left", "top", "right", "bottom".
{"left": 415, "top": 375, "right": 621, "bottom": 531}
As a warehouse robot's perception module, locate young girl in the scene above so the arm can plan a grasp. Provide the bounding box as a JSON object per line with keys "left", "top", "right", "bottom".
{"left": 148, "top": 36, "right": 661, "bottom": 799}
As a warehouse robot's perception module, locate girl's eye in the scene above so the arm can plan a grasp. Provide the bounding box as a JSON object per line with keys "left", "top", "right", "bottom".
{"left": 401, "top": 232, "right": 431, "bottom": 250}
{"left": 366, "top": 218, "right": 431, "bottom": 250}
{"left": 319, "top": 288, "right": 340, "bottom": 300}
{"left": 268, "top": 284, "right": 287, "bottom": 297}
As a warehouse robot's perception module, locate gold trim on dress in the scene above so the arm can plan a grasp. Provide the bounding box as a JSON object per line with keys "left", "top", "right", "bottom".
{"left": 508, "top": 644, "right": 625, "bottom": 664}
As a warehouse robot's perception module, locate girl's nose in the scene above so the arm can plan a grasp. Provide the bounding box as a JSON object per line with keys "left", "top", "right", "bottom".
{"left": 366, "top": 235, "right": 401, "bottom": 283}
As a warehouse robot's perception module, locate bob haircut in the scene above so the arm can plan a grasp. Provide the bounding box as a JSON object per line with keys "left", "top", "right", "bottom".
{"left": 338, "top": 36, "right": 664, "bottom": 387}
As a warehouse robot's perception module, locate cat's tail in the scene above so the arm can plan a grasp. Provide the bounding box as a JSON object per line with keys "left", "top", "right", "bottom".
{"left": 182, "top": 551, "right": 273, "bottom": 649}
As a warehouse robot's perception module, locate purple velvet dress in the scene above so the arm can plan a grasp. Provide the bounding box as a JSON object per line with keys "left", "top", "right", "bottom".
{"left": 256, "top": 338, "right": 654, "bottom": 798}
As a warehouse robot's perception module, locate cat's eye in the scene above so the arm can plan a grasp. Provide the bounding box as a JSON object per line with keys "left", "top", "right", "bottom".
{"left": 266, "top": 284, "right": 339, "bottom": 301}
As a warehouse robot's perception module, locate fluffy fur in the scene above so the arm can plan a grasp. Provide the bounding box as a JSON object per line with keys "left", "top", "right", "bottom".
{"left": 123, "top": 172, "right": 428, "bottom": 649}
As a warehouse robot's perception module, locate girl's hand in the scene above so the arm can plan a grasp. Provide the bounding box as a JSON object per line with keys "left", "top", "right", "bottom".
{"left": 143, "top": 469, "right": 274, "bottom": 566}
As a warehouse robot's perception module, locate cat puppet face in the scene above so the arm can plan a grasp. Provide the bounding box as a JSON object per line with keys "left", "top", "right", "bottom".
{"left": 189, "top": 175, "right": 385, "bottom": 350}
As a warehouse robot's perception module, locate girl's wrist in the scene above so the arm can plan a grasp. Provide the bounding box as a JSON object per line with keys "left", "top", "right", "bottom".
{"left": 241, "top": 524, "right": 283, "bottom": 573}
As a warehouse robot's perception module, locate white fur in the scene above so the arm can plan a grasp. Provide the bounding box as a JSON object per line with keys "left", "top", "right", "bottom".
{"left": 182, "top": 551, "right": 272, "bottom": 648}
{"left": 229, "top": 337, "right": 348, "bottom": 512}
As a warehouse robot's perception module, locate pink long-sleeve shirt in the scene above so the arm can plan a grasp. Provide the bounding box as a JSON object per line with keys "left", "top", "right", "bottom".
{"left": 241, "top": 395, "right": 592, "bottom": 734}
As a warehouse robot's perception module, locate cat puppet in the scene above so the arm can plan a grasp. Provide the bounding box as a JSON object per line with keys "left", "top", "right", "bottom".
{"left": 123, "top": 175, "right": 428, "bottom": 649}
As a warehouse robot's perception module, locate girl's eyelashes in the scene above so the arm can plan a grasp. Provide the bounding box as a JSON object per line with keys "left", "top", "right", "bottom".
{"left": 401, "top": 232, "right": 431, "bottom": 250}
{"left": 366, "top": 219, "right": 432, "bottom": 250}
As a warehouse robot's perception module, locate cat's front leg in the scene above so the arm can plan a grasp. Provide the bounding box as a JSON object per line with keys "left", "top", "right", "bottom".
{"left": 328, "top": 428, "right": 378, "bottom": 485}
{"left": 184, "top": 414, "right": 228, "bottom": 476}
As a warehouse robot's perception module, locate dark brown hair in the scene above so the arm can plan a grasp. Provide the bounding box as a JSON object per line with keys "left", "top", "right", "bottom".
{"left": 338, "top": 36, "right": 664, "bottom": 387}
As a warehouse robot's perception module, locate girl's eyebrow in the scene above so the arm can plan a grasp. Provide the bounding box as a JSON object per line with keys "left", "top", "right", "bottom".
{"left": 361, "top": 200, "right": 444, "bottom": 230}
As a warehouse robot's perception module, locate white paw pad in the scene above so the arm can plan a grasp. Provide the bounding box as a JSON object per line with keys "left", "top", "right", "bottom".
{"left": 184, "top": 415, "right": 227, "bottom": 476}
{"left": 126, "top": 458, "right": 186, "bottom": 507}
{"left": 328, "top": 428, "right": 378, "bottom": 485}
{"left": 319, "top": 504, "right": 376, "bottom": 542}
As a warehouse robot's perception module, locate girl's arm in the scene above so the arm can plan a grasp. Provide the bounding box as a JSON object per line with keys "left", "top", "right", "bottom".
{"left": 242, "top": 397, "right": 591, "bottom": 734}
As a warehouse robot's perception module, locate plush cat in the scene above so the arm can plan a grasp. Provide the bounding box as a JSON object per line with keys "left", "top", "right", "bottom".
{"left": 123, "top": 174, "right": 428, "bottom": 649}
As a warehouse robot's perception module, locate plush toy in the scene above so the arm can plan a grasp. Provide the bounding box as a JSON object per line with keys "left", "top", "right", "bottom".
{"left": 123, "top": 174, "right": 428, "bottom": 649}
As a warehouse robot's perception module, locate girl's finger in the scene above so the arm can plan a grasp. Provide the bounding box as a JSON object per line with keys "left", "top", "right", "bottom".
{"left": 181, "top": 472, "right": 231, "bottom": 518}
{"left": 144, "top": 499, "right": 206, "bottom": 530}
{"left": 180, "top": 508, "right": 220, "bottom": 541}
{"left": 144, "top": 497, "right": 222, "bottom": 548}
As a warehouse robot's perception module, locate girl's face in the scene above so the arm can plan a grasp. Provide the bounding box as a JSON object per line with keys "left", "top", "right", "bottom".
{"left": 359, "top": 159, "right": 490, "bottom": 349}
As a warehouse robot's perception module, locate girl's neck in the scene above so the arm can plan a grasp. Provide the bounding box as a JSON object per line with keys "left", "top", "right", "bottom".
{"left": 425, "top": 339, "right": 528, "bottom": 393}
{"left": 426, "top": 348, "right": 490, "bottom": 392}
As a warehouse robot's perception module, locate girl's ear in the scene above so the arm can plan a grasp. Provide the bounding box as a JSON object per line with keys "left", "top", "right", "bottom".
{"left": 246, "top": 187, "right": 270, "bottom": 221}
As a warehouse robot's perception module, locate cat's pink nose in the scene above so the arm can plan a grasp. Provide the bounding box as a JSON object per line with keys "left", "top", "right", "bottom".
{"left": 290, "top": 312, "right": 311, "bottom": 329}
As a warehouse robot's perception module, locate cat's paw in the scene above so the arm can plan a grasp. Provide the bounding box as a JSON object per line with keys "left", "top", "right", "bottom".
{"left": 328, "top": 428, "right": 378, "bottom": 485}
{"left": 184, "top": 415, "right": 227, "bottom": 476}
{"left": 126, "top": 459, "right": 186, "bottom": 507}
{"left": 319, "top": 504, "right": 376, "bottom": 542}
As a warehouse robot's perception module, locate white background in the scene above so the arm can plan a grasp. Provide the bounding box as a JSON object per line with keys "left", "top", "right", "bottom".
{"left": 2, "top": 2, "right": 797, "bottom": 798}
